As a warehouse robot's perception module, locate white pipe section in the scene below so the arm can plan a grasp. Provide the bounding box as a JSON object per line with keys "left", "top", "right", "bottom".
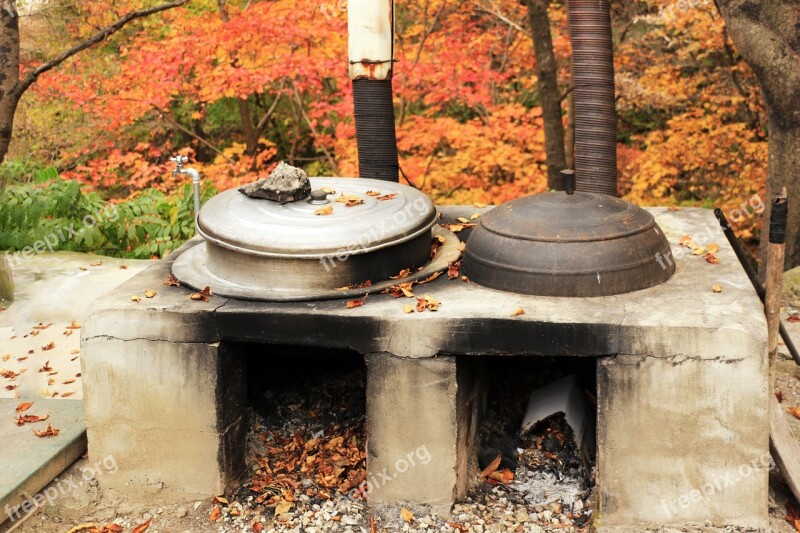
{"left": 348, "top": 0, "right": 394, "bottom": 80}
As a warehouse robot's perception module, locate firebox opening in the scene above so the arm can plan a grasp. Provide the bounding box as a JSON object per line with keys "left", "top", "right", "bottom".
{"left": 473, "top": 356, "right": 597, "bottom": 526}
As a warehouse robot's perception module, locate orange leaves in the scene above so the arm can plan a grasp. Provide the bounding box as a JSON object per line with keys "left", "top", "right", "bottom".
{"left": 314, "top": 205, "right": 333, "bottom": 216}
{"left": 33, "top": 424, "right": 60, "bottom": 438}
{"left": 190, "top": 287, "right": 213, "bottom": 302}
{"left": 345, "top": 295, "right": 368, "bottom": 309}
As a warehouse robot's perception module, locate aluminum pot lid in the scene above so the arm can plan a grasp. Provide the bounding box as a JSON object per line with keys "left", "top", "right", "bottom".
{"left": 480, "top": 190, "right": 655, "bottom": 243}
{"left": 197, "top": 177, "right": 436, "bottom": 258}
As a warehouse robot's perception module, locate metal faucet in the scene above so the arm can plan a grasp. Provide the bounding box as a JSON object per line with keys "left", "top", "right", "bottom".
{"left": 170, "top": 155, "right": 202, "bottom": 218}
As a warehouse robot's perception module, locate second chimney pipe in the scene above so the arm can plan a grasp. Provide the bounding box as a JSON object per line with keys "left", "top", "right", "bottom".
{"left": 569, "top": 0, "right": 618, "bottom": 197}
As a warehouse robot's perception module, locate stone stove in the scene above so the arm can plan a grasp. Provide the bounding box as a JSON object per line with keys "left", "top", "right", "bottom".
{"left": 80, "top": 206, "right": 769, "bottom": 531}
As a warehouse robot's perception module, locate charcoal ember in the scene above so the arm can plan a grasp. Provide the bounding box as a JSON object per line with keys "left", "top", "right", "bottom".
{"left": 238, "top": 161, "right": 311, "bottom": 202}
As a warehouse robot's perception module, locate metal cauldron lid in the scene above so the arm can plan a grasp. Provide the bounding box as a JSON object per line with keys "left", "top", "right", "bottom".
{"left": 197, "top": 177, "right": 436, "bottom": 258}
{"left": 480, "top": 190, "right": 655, "bottom": 243}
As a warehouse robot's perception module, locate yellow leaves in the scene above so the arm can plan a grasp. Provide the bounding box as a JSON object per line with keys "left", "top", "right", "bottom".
{"left": 314, "top": 205, "right": 333, "bottom": 216}
{"left": 511, "top": 308, "right": 525, "bottom": 317}
{"left": 335, "top": 195, "right": 364, "bottom": 207}
{"left": 401, "top": 508, "right": 414, "bottom": 523}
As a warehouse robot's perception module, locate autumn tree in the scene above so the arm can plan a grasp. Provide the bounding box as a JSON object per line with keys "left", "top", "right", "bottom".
{"left": 0, "top": 0, "right": 187, "bottom": 166}
{"left": 715, "top": 0, "right": 800, "bottom": 272}
{"left": 524, "top": 0, "right": 567, "bottom": 190}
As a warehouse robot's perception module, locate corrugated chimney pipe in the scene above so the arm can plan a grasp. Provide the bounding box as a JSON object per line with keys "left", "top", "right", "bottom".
{"left": 568, "top": 0, "right": 618, "bottom": 197}
{"left": 348, "top": 0, "right": 399, "bottom": 182}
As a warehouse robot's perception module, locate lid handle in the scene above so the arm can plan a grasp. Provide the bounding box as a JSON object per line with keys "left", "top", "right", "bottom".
{"left": 561, "top": 170, "right": 576, "bottom": 195}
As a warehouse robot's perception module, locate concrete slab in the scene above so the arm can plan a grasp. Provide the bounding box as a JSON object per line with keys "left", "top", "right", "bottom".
{"left": 0, "top": 399, "right": 86, "bottom": 528}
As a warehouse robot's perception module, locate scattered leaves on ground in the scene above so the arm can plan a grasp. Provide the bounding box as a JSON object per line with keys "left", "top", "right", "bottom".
{"left": 416, "top": 294, "right": 440, "bottom": 312}
{"left": 209, "top": 506, "right": 222, "bottom": 522}
{"left": 16, "top": 413, "right": 49, "bottom": 426}
{"left": 704, "top": 253, "right": 719, "bottom": 265}
{"left": 164, "top": 274, "right": 181, "bottom": 287}
{"left": 384, "top": 282, "right": 415, "bottom": 298}
{"left": 16, "top": 401, "right": 33, "bottom": 413}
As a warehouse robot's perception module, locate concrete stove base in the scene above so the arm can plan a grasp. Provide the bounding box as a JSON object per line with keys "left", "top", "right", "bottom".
{"left": 80, "top": 207, "right": 769, "bottom": 530}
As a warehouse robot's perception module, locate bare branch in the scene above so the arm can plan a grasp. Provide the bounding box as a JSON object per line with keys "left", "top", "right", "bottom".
{"left": 15, "top": 0, "right": 188, "bottom": 97}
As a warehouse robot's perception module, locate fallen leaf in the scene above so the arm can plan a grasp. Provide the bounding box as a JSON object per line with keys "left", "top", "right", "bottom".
{"left": 457, "top": 217, "right": 470, "bottom": 223}
{"left": 191, "top": 287, "right": 213, "bottom": 302}
{"left": 63, "top": 379, "right": 76, "bottom": 385}
{"left": 62, "top": 391, "right": 76, "bottom": 398}
{"left": 416, "top": 294, "right": 440, "bottom": 312}
{"left": 144, "top": 290, "right": 157, "bottom": 298}
{"left": 488, "top": 468, "right": 515, "bottom": 484}
{"left": 39, "top": 361, "right": 52, "bottom": 372}
{"left": 33, "top": 424, "right": 59, "bottom": 437}
{"left": 418, "top": 271, "right": 441, "bottom": 284}
{"left": 90, "top": 260, "right": 103, "bottom": 267}
{"left": 15, "top": 413, "right": 49, "bottom": 426}
{"left": 788, "top": 406, "right": 800, "bottom": 420}
{"left": 448, "top": 261, "right": 461, "bottom": 279}
{"left": 401, "top": 508, "right": 414, "bottom": 523}
{"left": 63, "top": 330, "right": 73, "bottom": 337}
{"left": 130, "top": 295, "right": 142, "bottom": 303}
{"left": 16, "top": 401, "right": 33, "bottom": 413}
{"left": 480, "top": 454, "right": 502, "bottom": 479}
{"left": 704, "top": 253, "right": 719, "bottom": 265}
{"left": 314, "top": 205, "right": 333, "bottom": 216}
{"left": 17, "top": 356, "right": 27, "bottom": 361}
{"left": 1, "top": 369, "right": 18, "bottom": 379}
{"left": 511, "top": 308, "right": 526, "bottom": 317}
{"left": 385, "top": 282, "right": 415, "bottom": 298}
{"left": 391, "top": 268, "right": 411, "bottom": 279}
{"left": 66, "top": 321, "right": 81, "bottom": 329}
{"left": 70, "top": 349, "right": 80, "bottom": 355}
{"left": 691, "top": 246, "right": 707, "bottom": 255}
{"left": 776, "top": 391, "right": 785, "bottom": 403}
{"left": 470, "top": 213, "right": 481, "bottom": 220}
{"left": 275, "top": 501, "right": 293, "bottom": 515}
{"left": 335, "top": 194, "right": 364, "bottom": 207}
{"left": 132, "top": 518, "right": 153, "bottom": 533}
{"left": 164, "top": 274, "right": 181, "bottom": 287}
{"left": 33, "top": 323, "right": 52, "bottom": 330}
{"left": 335, "top": 280, "right": 372, "bottom": 291}
{"left": 708, "top": 243, "right": 720, "bottom": 254}
{"left": 120, "top": 265, "right": 128, "bottom": 270}
{"left": 1, "top": 355, "right": 7, "bottom": 362}
{"left": 42, "top": 342, "right": 55, "bottom": 351}
{"left": 678, "top": 235, "right": 694, "bottom": 248}
{"left": 346, "top": 295, "right": 368, "bottom": 309}
{"left": 668, "top": 206, "right": 683, "bottom": 211}
{"left": 321, "top": 186, "right": 336, "bottom": 194}
{"left": 253, "top": 522, "right": 264, "bottom": 533}
{"left": 789, "top": 315, "right": 800, "bottom": 323}
{"left": 214, "top": 496, "right": 230, "bottom": 505}
{"left": 5, "top": 385, "right": 16, "bottom": 390}
{"left": 209, "top": 506, "right": 222, "bottom": 522}
{"left": 365, "top": 190, "right": 381, "bottom": 196}
{"left": 712, "top": 285, "right": 723, "bottom": 293}
{"left": 403, "top": 305, "right": 414, "bottom": 314}
{"left": 377, "top": 193, "right": 397, "bottom": 201}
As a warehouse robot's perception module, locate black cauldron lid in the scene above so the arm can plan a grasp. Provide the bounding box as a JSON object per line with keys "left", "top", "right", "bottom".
{"left": 462, "top": 172, "right": 675, "bottom": 297}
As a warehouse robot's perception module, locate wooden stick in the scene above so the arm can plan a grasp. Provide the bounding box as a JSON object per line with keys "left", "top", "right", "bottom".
{"left": 766, "top": 188, "right": 788, "bottom": 358}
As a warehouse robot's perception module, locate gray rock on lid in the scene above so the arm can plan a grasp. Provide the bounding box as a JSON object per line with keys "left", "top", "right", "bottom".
{"left": 238, "top": 161, "right": 311, "bottom": 203}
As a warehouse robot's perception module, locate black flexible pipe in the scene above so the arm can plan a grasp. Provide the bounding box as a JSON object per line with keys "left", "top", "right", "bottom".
{"left": 353, "top": 78, "right": 399, "bottom": 182}
{"left": 714, "top": 208, "right": 800, "bottom": 365}
{"left": 568, "top": 0, "right": 618, "bottom": 197}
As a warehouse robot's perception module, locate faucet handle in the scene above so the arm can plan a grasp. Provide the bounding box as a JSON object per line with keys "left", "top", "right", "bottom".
{"left": 170, "top": 155, "right": 189, "bottom": 166}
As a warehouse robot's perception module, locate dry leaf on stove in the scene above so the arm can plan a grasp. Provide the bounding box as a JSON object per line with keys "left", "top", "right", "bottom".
{"left": 132, "top": 518, "right": 153, "bottom": 533}
{"left": 16, "top": 401, "right": 33, "bottom": 413}
{"left": 144, "top": 290, "right": 157, "bottom": 298}
{"left": 704, "top": 253, "right": 719, "bottom": 265}
{"left": 678, "top": 235, "right": 694, "bottom": 247}
{"left": 1, "top": 369, "right": 18, "bottom": 379}
{"left": 447, "top": 261, "right": 461, "bottom": 279}
{"left": 5, "top": 385, "right": 17, "bottom": 390}
{"left": 416, "top": 294, "right": 440, "bottom": 312}
{"left": 66, "top": 321, "right": 81, "bottom": 329}
{"left": 62, "top": 391, "right": 76, "bottom": 398}
{"left": 346, "top": 295, "right": 368, "bottom": 309}
{"left": 457, "top": 217, "right": 470, "bottom": 223}
{"left": 418, "top": 271, "right": 441, "bottom": 284}
{"left": 322, "top": 186, "right": 337, "bottom": 195}
{"left": 403, "top": 305, "right": 414, "bottom": 314}
{"left": 130, "top": 295, "right": 141, "bottom": 303}
{"left": 401, "top": 508, "right": 414, "bottom": 523}
{"left": 39, "top": 361, "right": 52, "bottom": 372}
{"left": 164, "top": 274, "right": 181, "bottom": 287}
{"left": 191, "top": 287, "right": 213, "bottom": 302}
{"left": 90, "top": 260, "right": 103, "bottom": 267}
{"left": 34, "top": 323, "right": 52, "bottom": 330}
{"left": 63, "top": 330, "right": 73, "bottom": 337}
{"left": 712, "top": 285, "right": 723, "bottom": 293}
{"left": 385, "top": 282, "right": 415, "bottom": 298}
{"left": 15, "top": 413, "right": 49, "bottom": 426}
{"left": 708, "top": 243, "right": 720, "bottom": 254}
{"left": 63, "top": 379, "right": 76, "bottom": 385}
{"left": 391, "top": 268, "right": 411, "bottom": 279}
{"left": 335, "top": 194, "right": 364, "bottom": 207}
{"left": 488, "top": 468, "right": 515, "bottom": 484}
{"left": 314, "top": 205, "right": 333, "bottom": 216}
{"left": 377, "top": 193, "right": 397, "bottom": 201}
{"left": 33, "top": 424, "right": 59, "bottom": 437}
{"left": 788, "top": 407, "right": 800, "bottom": 420}
{"left": 511, "top": 308, "right": 526, "bottom": 317}
{"left": 365, "top": 190, "right": 381, "bottom": 196}
{"left": 470, "top": 213, "right": 481, "bottom": 220}
{"left": 209, "top": 506, "right": 222, "bottom": 522}
{"left": 335, "top": 280, "right": 372, "bottom": 291}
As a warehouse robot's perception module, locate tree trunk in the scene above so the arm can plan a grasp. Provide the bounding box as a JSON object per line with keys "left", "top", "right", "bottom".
{"left": 526, "top": 0, "right": 567, "bottom": 190}
{"left": 716, "top": 0, "right": 800, "bottom": 274}
{"left": 0, "top": 3, "right": 20, "bottom": 165}
{"left": 239, "top": 97, "right": 259, "bottom": 155}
